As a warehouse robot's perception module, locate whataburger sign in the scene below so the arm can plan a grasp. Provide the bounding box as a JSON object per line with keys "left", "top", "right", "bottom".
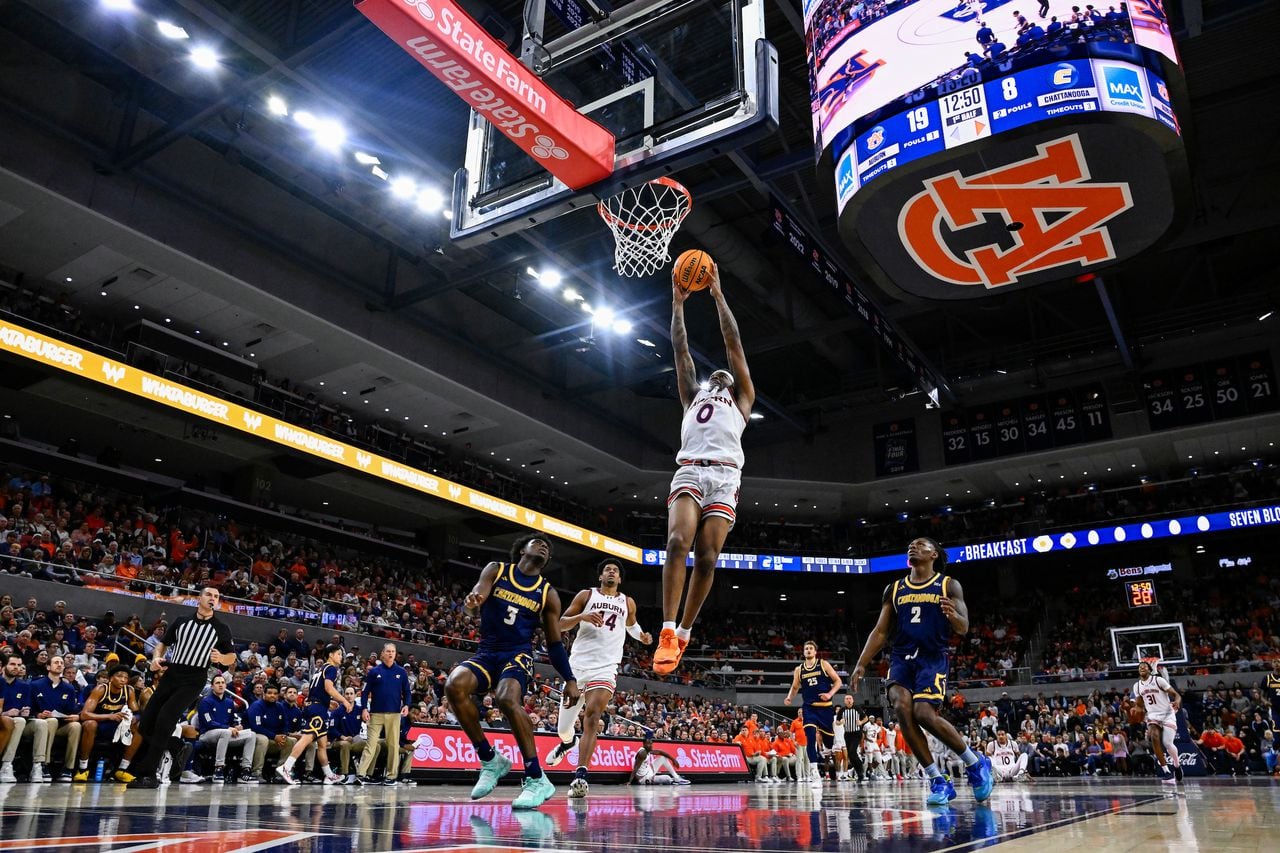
{"left": 357, "top": 0, "right": 615, "bottom": 191}
{"left": 0, "top": 319, "right": 640, "bottom": 563}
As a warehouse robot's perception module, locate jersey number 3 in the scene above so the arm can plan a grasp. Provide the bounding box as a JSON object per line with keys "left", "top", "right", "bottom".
{"left": 504, "top": 605, "right": 519, "bottom": 625}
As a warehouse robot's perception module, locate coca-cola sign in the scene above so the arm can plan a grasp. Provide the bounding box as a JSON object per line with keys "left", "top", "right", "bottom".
{"left": 405, "top": 725, "right": 747, "bottom": 774}
{"left": 356, "top": 0, "right": 615, "bottom": 190}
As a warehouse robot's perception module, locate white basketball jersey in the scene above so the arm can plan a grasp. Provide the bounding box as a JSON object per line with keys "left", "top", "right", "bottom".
{"left": 863, "top": 722, "right": 882, "bottom": 747}
{"left": 991, "top": 740, "right": 1019, "bottom": 768}
{"left": 568, "top": 588, "right": 629, "bottom": 671}
{"left": 677, "top": 387, "right": 746, "bottom": 467}
{"left": 1134, "top": 676, "right": 1174, "bottom": 718}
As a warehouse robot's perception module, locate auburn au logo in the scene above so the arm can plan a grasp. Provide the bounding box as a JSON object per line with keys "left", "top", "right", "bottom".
{"left": 898, "top": 134, "right": 1133, "bottom": 288}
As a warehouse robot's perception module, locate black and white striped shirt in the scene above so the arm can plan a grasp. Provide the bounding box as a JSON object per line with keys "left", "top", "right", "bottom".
{"left": 162, "top": 613, "right": 233, "bottom": 671}
{"left": 841, "top": 706, "right": 860, "bottom": 735}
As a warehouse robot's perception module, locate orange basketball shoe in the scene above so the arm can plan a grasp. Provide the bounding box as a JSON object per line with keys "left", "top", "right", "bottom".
{"left": 653, "top": 628, "right": 684, "bottom": 675}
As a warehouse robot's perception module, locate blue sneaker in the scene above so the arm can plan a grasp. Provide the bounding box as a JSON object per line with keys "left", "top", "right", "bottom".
{"left": 511, "top": 774, "right": 555, "bottom": 810}
{"left": 927, "top": 774, "right": 957, "bottom": 806}
{"left": 470, "top": 752, "right": 512, "bottom": 800}
{"left": 971, "top": 805, "right": 998, "bottom": 840}
{"left": 966, "top": 755, "right": 994, "bottom": 803}
{"left": 929, "top": 804, "right": 957, "bottom": 841}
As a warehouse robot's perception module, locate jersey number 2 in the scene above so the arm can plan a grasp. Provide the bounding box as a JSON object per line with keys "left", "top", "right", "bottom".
{"left": 504, "top": 605, "right": 519, "bottom": 625}
{"left": 910, "top": 606, "right": 922, "bottom": 623}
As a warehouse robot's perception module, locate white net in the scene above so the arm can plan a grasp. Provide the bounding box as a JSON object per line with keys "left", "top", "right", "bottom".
{"left": 598, "top": 177, "right": 693, "bottom": 277}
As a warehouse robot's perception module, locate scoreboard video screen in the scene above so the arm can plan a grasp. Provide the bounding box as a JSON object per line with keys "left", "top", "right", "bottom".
{"left": 806, "top": 0, "right": 1179, "bottom": 152}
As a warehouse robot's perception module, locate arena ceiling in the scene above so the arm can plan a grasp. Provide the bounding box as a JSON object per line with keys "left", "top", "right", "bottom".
{"left": 0, "top": 0, "right": 1277, "bottom": 517}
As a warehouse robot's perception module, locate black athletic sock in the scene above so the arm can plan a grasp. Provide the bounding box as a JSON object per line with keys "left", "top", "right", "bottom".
{"left": 472, "top": 737, "right": 495, "bottom": 763}
{"left": 575, "top": 766, "right": 588, "bottom": 780}
{"left": 524, "top": 756, "right": 543, "bottom": 779}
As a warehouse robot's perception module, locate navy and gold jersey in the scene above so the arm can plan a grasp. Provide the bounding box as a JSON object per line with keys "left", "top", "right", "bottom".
{"left": 799, "top": 661, "right": 834, "bottom": 708}
{"left": 308, "top": 663, "right": 339, "bottom": 702}
{"left": 96, "top": 683, "right": 130, "bottom": 715}
{"left": 889, "top": 573, "right": 953, "bottom": 657}
{"left": 1266, "top": 673, "right": 1280, "bottom": 711}
{"left": 479, "top": 562, "right": 549, "bottom": 653}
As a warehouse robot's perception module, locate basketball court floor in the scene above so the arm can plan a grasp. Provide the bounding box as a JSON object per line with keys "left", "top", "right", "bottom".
{"left": 1, "top": 779, "right": 1273, "bottom": 852}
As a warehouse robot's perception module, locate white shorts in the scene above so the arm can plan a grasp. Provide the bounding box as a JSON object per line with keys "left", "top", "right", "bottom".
{"left": 1146, "top": 712, "right": 1177, "bottom": 730}
{"left": 573, "top": 662, "right": 618, "bottom": 695}
{"left": 668, "top": 464, "right": 741, "bottom": 525}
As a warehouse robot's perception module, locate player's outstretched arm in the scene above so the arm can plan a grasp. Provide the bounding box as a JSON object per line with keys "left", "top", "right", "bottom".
{"left": 671, "top": 281, "right": 697, "bottom": 409}
{"left": 558, "top": 589, "right": 599, "bottom": 633}
{"left": 463, "top": 562, "right": 502, "bottom": 615}
{"left": 783, "top": 666, "right": 801, "bottom": 706}
{"left": 851, "top": 587, "right": 896, "bottom": 689}
{"left": 707, "top": 269, "right": 756, "bottom": 418}
{"left": 543, "top": 587, "right": 580, "bottom": 704}
{"left": 940, "top": 578, "right": 970, "bottom": 635}
{"left": 626, "top": 596, "right": 652, "bottom": 645}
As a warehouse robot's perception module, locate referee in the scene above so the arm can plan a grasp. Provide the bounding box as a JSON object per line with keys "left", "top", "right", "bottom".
{"left": 841, "top": 695, "right": 865, "bottom": 782}
{"left": 126, "top": 587, "right": 237, "bottom": 789}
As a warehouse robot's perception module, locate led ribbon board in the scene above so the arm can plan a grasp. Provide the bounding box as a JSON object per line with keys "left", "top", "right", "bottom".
{"left": 642, "top": 504, "right": 1280, "bottom": 574}
{"left": 0, "top": 319, "right": 640, "bottom": 563}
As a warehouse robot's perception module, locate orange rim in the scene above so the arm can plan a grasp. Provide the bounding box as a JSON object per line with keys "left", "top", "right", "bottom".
{"left": 598, "top": 177, "right": 693, "bottom": 233}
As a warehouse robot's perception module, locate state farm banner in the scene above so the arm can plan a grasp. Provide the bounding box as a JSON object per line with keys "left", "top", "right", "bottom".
{"left": 405, "top": 725, "right": 747, "bottom": 778}
{"left": 357, "top": 0, "right": 615, "bottom": 190}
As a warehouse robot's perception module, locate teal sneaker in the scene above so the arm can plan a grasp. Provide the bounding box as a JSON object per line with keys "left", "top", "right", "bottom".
{"left": 470, "top": 752, "right": 512, "bottom": 800}
{"left": 511, "top": 774, "right": 555, "bottom": 810}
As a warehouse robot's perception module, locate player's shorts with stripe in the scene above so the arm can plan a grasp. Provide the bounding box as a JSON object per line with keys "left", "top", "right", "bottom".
{"left": 803, "top": 704, "right": 835, "bottom": 739}
{"left": 887, "top": 651, "right": 949, "bottom": 706}
{"left": 1146, "top": 711, "right": 1177, "bottom": 730}
{"left": 459, "top": 650, "right": 535, "bottom": 693}
{"left": 300, "top": 704, "right": 328, "bottom": 737}
{"left": 668, "top": 464, "right": 741, "bottom": 525}
{"left": 573, "top": 662, "right": 619, "bottom": 695}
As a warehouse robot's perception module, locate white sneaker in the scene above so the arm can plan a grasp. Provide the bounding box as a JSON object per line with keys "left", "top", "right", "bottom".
{"left": 568, "top": 777, "right": 589, "bottom": 799}
{"left": 179, "top": 770, "right": 204, "bottom": 784}
{"left": 323, "top": 772, "right": 343, "bottom": 785}
{"left": 809, "top": 767, "right": 822, "bottom": 784}
{"left": 276, "top": 764, "right": 299, "bottom": 786}
{"left": 0, "top": 764, "right": 16, "bottom": 783}
{"left": 29, "top": 762, "right": 44, "bottom": 782}
{"left": 344, "top": 774, "right": 358, "bottom": 785}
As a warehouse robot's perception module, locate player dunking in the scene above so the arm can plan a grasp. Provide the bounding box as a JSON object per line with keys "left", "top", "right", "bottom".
{"left": 655, "top": 264, "right": 755, "bottom": 674}
{"left": 1133, "top": 660, "right": 1182, "bottom": 786}
{"left": 444, "top": 535, "right": 579, "bottom": 810}
{"left": 546, "top": 558, "right": 651, "bottom": 799}
{"left": 784, "top": 641, "right": 843, "bottom": 783}
{"left": 851, "top": 537, "right": 993, "bottom": 806}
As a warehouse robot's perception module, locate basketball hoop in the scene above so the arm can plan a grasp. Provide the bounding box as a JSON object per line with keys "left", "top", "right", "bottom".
{"left": 598, "top": 177, "right": 693, "bottom": 278}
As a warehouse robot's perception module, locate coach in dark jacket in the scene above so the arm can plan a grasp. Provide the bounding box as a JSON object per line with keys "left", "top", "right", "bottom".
{"left": 356, "top": 643, "right": 411, "bottom": 783}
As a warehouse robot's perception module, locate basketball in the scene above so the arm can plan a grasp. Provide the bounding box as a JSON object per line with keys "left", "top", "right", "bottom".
{"left": 673, "top": 249, "right": 715, "bottom": 292}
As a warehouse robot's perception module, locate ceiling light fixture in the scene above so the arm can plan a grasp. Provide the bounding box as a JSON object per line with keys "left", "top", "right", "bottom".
{"left": 416, "top": 187, "right": 444, "bottom": 212}
{"left": 156, "top": 20, "right": 189, "bottom": 40}
{"left": 266, "top": 95, "right": 288, "bottom": 116}
{"left": 353, "top": 151, "right": 381, "bottom": 165}
{"left": 390, "top": 176, "right": 416, "bottom": 199}
{"left": 189, "top": 45, "right": 220, "bottom": 71}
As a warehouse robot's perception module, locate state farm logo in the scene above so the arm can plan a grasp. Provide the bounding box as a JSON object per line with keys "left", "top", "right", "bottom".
{"left": 355, "top": 451, "right": 373, "bottom": 469}
{"left": 447, "top": 484, "right": 463, "bottom": 499}
{"left": 530, "top": 135, "right": 568, "bottom": 161}
{"left": 242, "top": 412, "right": 263, "bottom": 431}
{"left": 101, "top": 362, "right": 126, "bottom": 384}
{"left": 403, "top": 0, "right": 434, "bottom": 21}
{"left": 898, "top": 135, "right": 1133, "bottom": 288}
{"left": 676, "top": 747, "right": 690, "bottom": 767}
{"left": 412, "top": 733, "right": 444, "bottom": 761}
